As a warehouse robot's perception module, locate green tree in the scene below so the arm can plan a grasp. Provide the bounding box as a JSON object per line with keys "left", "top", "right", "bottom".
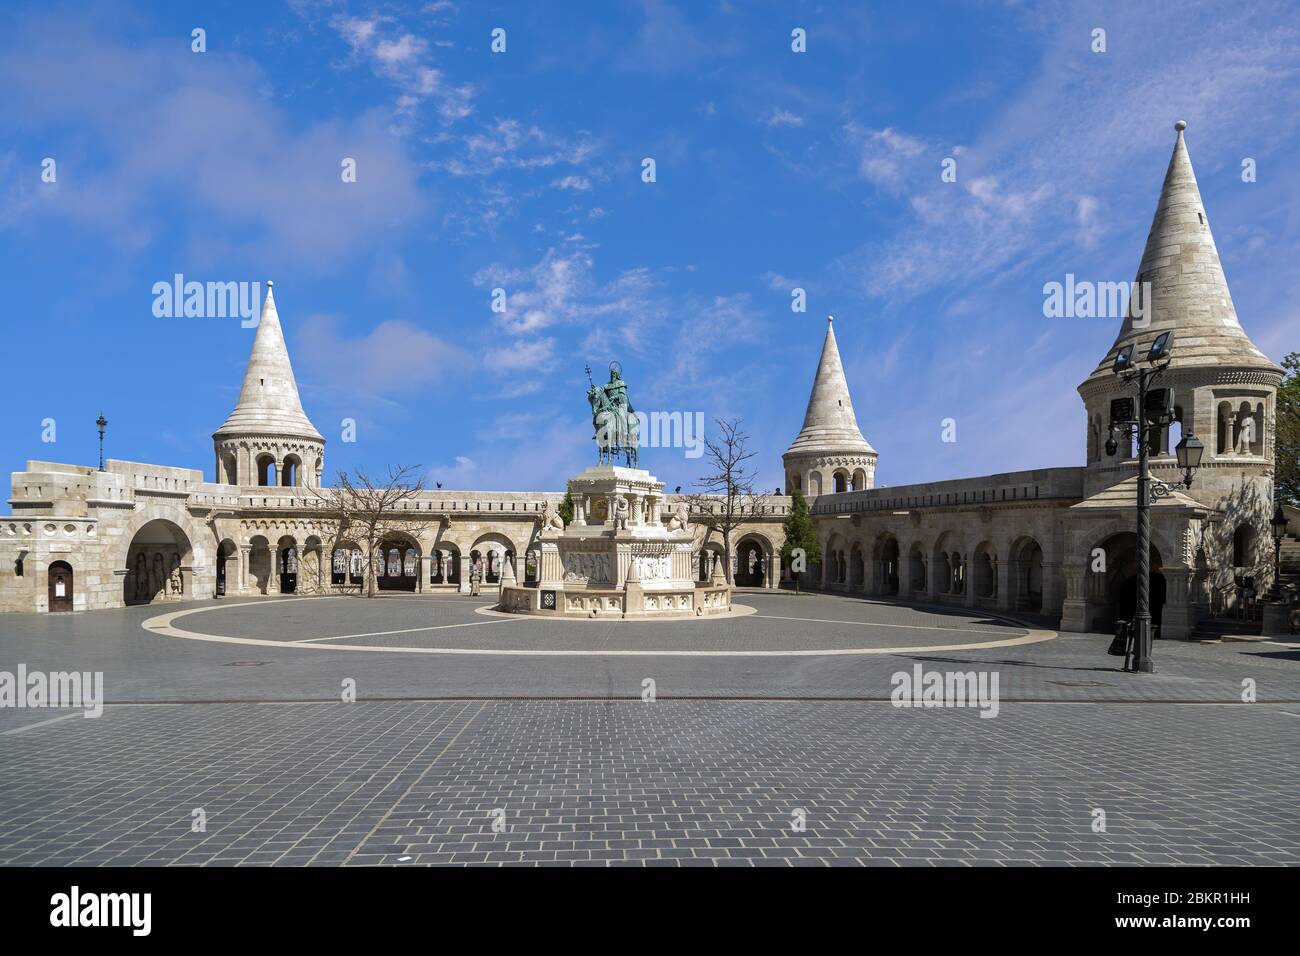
{"left": 1277, "top": 352, "right": 1300, "bottom": 505}
{"left": 557, "top": 490, "right": 575, "bottom": 525}
{"left": 780, "top": 489, "right": 821, "bottom": 593}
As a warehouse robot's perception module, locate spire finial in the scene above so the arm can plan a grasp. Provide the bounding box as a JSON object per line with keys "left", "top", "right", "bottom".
{"left": 266, "top": 279, "right": 274, "bottom": 288}
{"left": 827, "top": 314, "right": 834, "bottom": 324}
{"left": 1174, "top": 120, "right": 1187, "bottom": 133}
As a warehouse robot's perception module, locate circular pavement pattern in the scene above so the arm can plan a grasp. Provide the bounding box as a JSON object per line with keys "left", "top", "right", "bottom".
{"left": 142, "top": 593, "right": 1056, "bottom": 657}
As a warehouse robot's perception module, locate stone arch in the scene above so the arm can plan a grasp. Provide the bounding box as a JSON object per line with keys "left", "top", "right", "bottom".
{"left": 832, "top": 469, "right": 849, "bottom": 494}
{"left": 871, "top": 531, "right": 900, "bottom": 595}
{"left": 1080, "top": 530, "right": 1165, "bottom": 633}
{"left": 972, "top": 539, "right": 997, "bottom": 602}
{"left": 932, "top": 531, "right": 965, "bottom": 596}
{"left": 697, "top": 540, "right": 725, "bottom": 581}
{"left": 1008, "top": 534, "right": 1045, "bottom": 613}
{"left": 906, "top": 540, "right": 928, "bottom": 595}
{"left": 472, "top": 531, "right": 520, "bottom": 585}
{"left": 247, "top": 534, "right": 272, "bottom": 594}
{"left": 216, "top": 537, "right": 238, "bottom": 597}
{"left": 734, "top": 533, "right": 771, "bottom": 587}
{"left": 256, "top": 453, "right": 277, "bottom": 487}
{"left": 852, "top": 467, "right": 868, "bottom": 491}
{"left": 124, "top": 518, "right": 195, "bottom": 606}
{"left": 281, "top": 454, "right": 301, "bottom": 487}
{"left": 809, "top": 471, "right": 823, "bottom": 497}
{"left": 848, "top": 540, "right": 865, "bottom": 589}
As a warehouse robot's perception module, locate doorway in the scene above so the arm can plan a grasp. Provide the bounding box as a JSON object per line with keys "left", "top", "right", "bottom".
{"left": 48, "top": 561, "right": 73, "bottom": 612}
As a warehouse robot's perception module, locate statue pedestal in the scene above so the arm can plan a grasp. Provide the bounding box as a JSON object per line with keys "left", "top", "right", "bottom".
{"left": 498, "top": 465, "right": 732, "bottom": 619}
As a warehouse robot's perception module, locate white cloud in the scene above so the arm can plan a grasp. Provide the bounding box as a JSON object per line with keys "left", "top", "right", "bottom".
{"left": 766, "top": 109, "right": 803, "bottom": 128}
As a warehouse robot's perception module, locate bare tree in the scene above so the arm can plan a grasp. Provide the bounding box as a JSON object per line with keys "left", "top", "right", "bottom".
{"left": 308, "top": 464, "right": 438, "bottom": 597}
{"left": 686, "top": 417, "right": 758, "bottom": 585}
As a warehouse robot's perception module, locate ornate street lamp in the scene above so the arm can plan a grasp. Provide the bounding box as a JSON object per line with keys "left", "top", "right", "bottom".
{"left": 1105, "top": 330, "right": 1201, "bottom": 673}
{"left": 1270, "top": 503, "right": 1289, "bottom": 601}
{"left": 96, "top": 414, "right": 108, "bottom": 471}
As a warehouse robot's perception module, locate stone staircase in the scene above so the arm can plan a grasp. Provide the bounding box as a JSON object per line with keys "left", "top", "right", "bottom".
{"left": 1191, "top": 616, "right": 1262, "bottom": 641}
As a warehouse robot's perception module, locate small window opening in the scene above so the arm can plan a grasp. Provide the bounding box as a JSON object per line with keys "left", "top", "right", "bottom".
{"left": 1198, "top": 213, "right": 1204, "bottom": 224}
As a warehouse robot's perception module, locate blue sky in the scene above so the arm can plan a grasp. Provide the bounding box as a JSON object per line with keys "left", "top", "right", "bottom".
{"left": 2, "top": 0, "right": 1297, "bottom": 494}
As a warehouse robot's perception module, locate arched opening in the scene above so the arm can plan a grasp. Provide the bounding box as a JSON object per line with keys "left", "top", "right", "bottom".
{"left": 377, "top": 538, "right": 419, "bottom": 591}
{"left": 852, "top": 468, "right": 868, "bottom": 491}
{"left": 833, "top": 471, "right": 848, "bottom": 494}
{"left": 697, "top": 545, "right": 723, "bottom": 582}
{"left": 848, "top": 543, "right": 865, "bottom": 589}
{"left": 222, "top": 453, "right": 238, "bottom": 485}
{"left": 1082, "top": 532, "right": 1165, "bottom": 632}
{"left": 873, "top": 534, "right": 900, "bottom": 595}
{"left": 1232, "top": 523, "right": 1257, "bottom": 570}
{"left": 932, "top": 533, "right": 963, "bottom": 597}
{"left": 48, "top": 560, "right": 74, "bottom": 612}
{"left": 256, "top": 454, "right": 277, "bottom": 487}
{"left": 735, "top": 537, "right": 767, "bottom": 587}
{"left": 809, "top": 472, "right": 823, "bottom": 497}
{"left": 281, "top": 455, "right": 300, "bottom": 487}
{"left": 1008, "top": 536, "right": 1044, "bottom": 612}
{"left": 124, "top": 519, "right": 194, "bottom": 605}
{"left": 429, "top": 546, "right": 461, "bottom": 586}
{"left": 908, "top": 543, "right": 926, "bottom": 594}
{"left": 972, "top": 542, "right": 997, "bottom": 602}
{"left": 277, "top": 535, "right": 298, "bottom": 594}
{"left": 524, "top": 549, "right": 539, "bottom": 586}
{"left": 216, "top": 539, "right": 237, "bottom": 596}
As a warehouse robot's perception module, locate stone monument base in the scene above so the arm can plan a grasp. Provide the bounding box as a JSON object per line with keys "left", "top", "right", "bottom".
{"left": 496, "top": 464, "right": 732, "bottom": 620}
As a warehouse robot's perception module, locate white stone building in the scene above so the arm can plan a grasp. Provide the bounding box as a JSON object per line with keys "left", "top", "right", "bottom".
{"left": 0, "top": 124, "right": 1283, "bottom": 638}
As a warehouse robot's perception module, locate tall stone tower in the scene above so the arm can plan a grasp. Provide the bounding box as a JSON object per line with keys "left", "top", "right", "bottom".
{"left": 1077, "top": 122, "right": 1281, "bottom": 517}
{"left": 783, "top": 316, "right": 877, "bottom": 498}
{"left": 212, "top": 282, "right": 325, "bottom": 488}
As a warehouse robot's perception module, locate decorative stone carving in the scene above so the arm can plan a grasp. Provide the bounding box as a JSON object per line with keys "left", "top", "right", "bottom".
{"left": 540, "top": 500, "right": 565, "bottom": 532}
{"left": 667, "top": 501, "right": 690, "bottom": 532}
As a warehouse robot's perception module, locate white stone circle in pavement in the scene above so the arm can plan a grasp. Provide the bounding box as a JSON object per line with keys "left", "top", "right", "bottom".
{"left": 140, "top": 596, "right": 1057, "bottom": 657}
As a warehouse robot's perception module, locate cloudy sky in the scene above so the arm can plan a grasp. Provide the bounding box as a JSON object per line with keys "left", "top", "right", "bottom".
{"left": 2, "top": 0, "right": 1297, "bottom": 493}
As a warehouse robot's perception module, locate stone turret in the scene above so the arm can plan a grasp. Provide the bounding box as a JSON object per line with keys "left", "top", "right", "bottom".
{"left": 783, "top": 316, "right": 877, "bottom": 497}
{"left": 1078, "top": 122, "right": 1281, "bottom": 507}
{"left": 212, "top": 282, "right": 325, "bottom": 488}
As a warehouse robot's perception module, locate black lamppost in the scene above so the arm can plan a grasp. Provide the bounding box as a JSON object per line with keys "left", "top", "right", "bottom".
{"left": 1105, "top": 330, "right": 1203, "bottom": 673}
{"left": 96, "top": 414, "right": 108, "bottom": 471}
{"left": 1270, "top": 503, "right": 1289, "bottom": 601}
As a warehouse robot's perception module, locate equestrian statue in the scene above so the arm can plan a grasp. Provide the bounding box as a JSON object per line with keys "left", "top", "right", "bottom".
{"left": 586, "top": 361, "right": 640, "bottom": 468}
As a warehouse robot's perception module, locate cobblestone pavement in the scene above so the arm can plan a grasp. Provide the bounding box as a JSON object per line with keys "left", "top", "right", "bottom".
{"left": 1, "top": 592, "right": 1297, "bottom": 866}
{"left": 1, "top": 699, "right": 1297, "bottom": 866}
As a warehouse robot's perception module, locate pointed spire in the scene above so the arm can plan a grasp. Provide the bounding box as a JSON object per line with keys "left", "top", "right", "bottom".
{"left": 785, "top": 315, "right": 876, "bottom": 457}
{"left": 1086, "top": 121, "right": 1277, "bottom": 383}
{"left": 214, "top": 281, "right": 323, "bottom": 441}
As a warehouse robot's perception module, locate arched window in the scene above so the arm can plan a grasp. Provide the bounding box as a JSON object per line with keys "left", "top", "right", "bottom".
{"left": 833, "top": 472, "right": 847, "bottom": 494}
{"left": 1233, "top": 524, "right": 1255, "bottom": 568}
{"left": 281, "top": 456, "right": 299, "bottom": 487}
{"left": 256, "top": 454, "right": 277, "bottom": 486}
{"left": 404, "top": 548, "right": 418, "bottom": 577}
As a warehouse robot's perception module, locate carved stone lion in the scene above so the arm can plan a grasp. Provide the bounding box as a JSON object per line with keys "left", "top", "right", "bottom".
{"left": 540, "top": 500, "right": 565, "bottom": 532}
{"left": 612, "top": 495, "right": 629, "bottom": 531}
{"left": 666, "top": 501, "right": 690, "bottom": 532}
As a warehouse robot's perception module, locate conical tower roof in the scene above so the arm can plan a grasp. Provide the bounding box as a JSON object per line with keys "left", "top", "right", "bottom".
{"left": 1085, "top": 121, "right": 1279, "bottom": 385}
{"left": 784, "top": 316, "right": 876, "bottom": 458}
{"left": 214, "top": 282, "right": 324, "bottom": 441}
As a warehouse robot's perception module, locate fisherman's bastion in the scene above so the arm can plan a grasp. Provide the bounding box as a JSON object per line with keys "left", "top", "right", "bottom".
{"left": 0, "top": 125, "right": 1286, "bottom": 640}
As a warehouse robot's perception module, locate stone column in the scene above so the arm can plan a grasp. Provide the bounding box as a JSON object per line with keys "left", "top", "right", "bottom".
{"left": 1160, "top": 568, "right": 1195, "bottom": 641}
{"left": 1040, "top": 561, "right": 1063, "bottom": 618}
{"left": 458, "top": 554, "right": 471, "bottom": 594}
{"left": 239, "top": 547, "right": 250, "bottom": 592}
{"left": 420, "top": 555, "right": 432, "bottom": 593}
{"left": 629, "top": 493, "right": 642, "bottom": 526}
